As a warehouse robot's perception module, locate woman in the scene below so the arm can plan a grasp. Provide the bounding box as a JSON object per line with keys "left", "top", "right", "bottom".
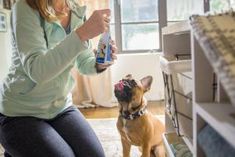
{"left": 0, "top": 0, "right": 117, "bottom": 156}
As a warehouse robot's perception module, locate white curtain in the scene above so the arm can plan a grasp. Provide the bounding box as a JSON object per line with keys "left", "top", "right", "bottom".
{"left": 71, "top": 68, "right": 114, "bottom": 108}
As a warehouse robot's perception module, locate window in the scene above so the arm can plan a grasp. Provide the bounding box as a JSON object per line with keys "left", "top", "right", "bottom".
{"left": 120, "top": 0, "right": 159, "bottom": 51}
{"left": 167, "top": 0, "right": 204, "bottom": 25}
{"left": 109, "top": 0, "right": 229, "bottom": 53}
{"left": 111, "top": 0, "right": 207, "bottom": 53}
{"left": 231, "top": 0, "right": 235, "bottom": 9}
{"left": 111, "top": 0, "right": 160, "bottom": 52}
{"left": 210, "top": 0, "right": 234, "bottom": 12}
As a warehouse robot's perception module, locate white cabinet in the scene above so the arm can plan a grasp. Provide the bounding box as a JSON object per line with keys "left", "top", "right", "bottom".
{"left": 191, "top": 26, "right": 235, "bottom": 157}
{"left": 162, "top": 12, "right": 235, "bottom": 157}
{"left": 161, "top": 21, "right": 193, "bottom": 156}
{"left": 190, "top": 11, "right": 235, "bottom": 156}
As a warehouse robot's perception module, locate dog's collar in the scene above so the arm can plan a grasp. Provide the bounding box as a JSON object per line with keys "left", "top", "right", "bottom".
{"left": 120, "top": 101, "right": 148, "bottom": 120}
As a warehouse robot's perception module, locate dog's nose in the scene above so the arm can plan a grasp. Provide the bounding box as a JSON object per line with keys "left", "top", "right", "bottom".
{"left": 123, "top": 110, "right": 130, "bottom": 116}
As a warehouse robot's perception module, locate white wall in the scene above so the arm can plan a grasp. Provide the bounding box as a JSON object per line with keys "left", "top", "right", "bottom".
{"left": 110, "top": 53, "right": 164, "bottom": 102}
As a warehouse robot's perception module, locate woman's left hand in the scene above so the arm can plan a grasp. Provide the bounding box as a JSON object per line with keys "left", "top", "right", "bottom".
{"left": 96, "top": 40, "right": 118, "bottom": 72}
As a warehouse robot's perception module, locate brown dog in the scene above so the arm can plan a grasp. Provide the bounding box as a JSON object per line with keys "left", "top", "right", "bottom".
{"left": 114, "top": 74, "right": 165, "bottom": 157}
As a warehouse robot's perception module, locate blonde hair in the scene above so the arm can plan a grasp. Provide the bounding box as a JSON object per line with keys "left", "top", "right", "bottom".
{"left": 26, "top": 0, "right": 77, "bottom": 22}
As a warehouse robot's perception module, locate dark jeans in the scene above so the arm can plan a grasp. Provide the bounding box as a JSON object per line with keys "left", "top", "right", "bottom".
{"left": 0, "top": 106, "right": 105, "bottom": 157}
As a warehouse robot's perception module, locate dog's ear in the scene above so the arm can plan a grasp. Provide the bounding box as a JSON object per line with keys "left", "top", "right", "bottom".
{"left": 140, "top": 76, "right": 153, "bottom": 92}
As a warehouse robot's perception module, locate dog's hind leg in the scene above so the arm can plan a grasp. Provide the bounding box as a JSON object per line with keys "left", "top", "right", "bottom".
{"left": 121, "top": 138, "right": 131, "bottom": 157}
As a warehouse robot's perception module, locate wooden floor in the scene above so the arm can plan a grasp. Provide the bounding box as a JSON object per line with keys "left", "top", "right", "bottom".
{"left": 80, "top": 100, "right": 165, "bottom": 119}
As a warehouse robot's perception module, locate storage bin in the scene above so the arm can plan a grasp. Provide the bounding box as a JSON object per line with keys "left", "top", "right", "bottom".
{"left": 160, "top": 55, "right": 193, "bottom": 140}
{"left": 163, "top": 132, "right": 192, "bottom": 157}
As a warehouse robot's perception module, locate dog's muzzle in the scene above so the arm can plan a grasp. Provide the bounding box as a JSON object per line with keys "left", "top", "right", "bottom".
{"left": 114, "top": 79, "right": 137, "bottom": 102}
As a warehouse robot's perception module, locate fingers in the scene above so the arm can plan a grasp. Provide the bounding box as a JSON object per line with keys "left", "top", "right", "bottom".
{"left": 110, "top": 40, "right": 117, "bottom": 50}
{"left": 111, "top": 53, "right": 117, "bottom": 60}
{"left": 110, "top": 40, "right": 115, "bottom": 45}
{"left": 111, "top": 46, "right": 117, "bottom": 53}
{"left": 77, "top": 9, "right": 112, "bottom": 41}
{"left": 103, "top": 13, "right": 111, "bottom": 32}
{"left": 99, "top": 9, "right": 111, "bottom": 17}
{"left": 111, "top": 45, "right": 117, "bottom": 54}
{"left": 97, "top": 63, "right": 113, "bottom": 70}
{"left": 93, "top": 49, "right": 97, "bottom": 54}
{"left": 104, "top": 17, "right": 111, "bottom": 23}
{"left": 111, "top": 50, "right": 117, "bottom": 60}
{"left": 103, "top": 21, "right": 110, "bottom": 32}
{"left": 96, "top": 9, "right": 111, "bottom": 33}
{"left": 110, "top": 40, "right": 118, "bottom": 60}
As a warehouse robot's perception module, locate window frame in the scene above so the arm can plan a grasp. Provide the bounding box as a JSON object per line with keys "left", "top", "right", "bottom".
{"left": 112, "top": 0, "right": 210, "bottom": 54}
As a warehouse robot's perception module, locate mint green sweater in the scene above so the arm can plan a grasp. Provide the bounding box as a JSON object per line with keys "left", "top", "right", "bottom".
{"left": 0, "top": 0, "right": 97, "bottom": 119}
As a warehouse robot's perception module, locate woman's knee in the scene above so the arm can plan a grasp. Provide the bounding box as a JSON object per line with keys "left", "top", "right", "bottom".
{"left": 2, "top": 139, "right": 76, "bottom": 157}
{"left": 82, "top": 145, "right": 105, "bottom": 157}
{"left": 50, "top": 108, "right": 105, "bottom": 156}
{"left": 4, "top": 151, "right": 12, "bottom": 157}
{"left": 0, "top": 117, "right": 76, "bottom": 157}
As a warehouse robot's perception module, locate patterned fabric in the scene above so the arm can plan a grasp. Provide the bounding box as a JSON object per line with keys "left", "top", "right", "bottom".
{"left": 170, "top": 142, "right": 192, "bottom": 157}
{"left": 190, "top": 11, "right": 235, "bottom": 105}
{"left": 198, "top": 125, "right": 235, "bottom": 157}
{"left": 120, "top": 105, "right": 147, "bottom": 120}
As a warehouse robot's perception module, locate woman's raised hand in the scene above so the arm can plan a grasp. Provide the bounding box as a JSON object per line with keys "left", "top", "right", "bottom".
{"left": 76, "top": 9, "right": 111, "bottom": 41}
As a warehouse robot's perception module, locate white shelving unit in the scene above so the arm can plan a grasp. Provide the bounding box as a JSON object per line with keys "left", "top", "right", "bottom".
{"left": 191, "top": 31, "right": 235, "bottom": 157}
{"left": 196, "top": 102, "right": 235, "bottom": 147}
{"left": 162, "top": 15, "right": 235, "bottom": 157}
{"left": 162, "top": 21, "right": 191, "bottom": 57}
{"left": 161, "top": 21, "right": 193, "bottom": 156}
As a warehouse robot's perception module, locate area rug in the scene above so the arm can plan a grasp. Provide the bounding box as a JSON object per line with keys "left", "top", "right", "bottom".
{"left": 87, "top": 115, "right": 165, "bottom": 157}
{"left": 0, "top": 116, "right": 164, "bottom": 157}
